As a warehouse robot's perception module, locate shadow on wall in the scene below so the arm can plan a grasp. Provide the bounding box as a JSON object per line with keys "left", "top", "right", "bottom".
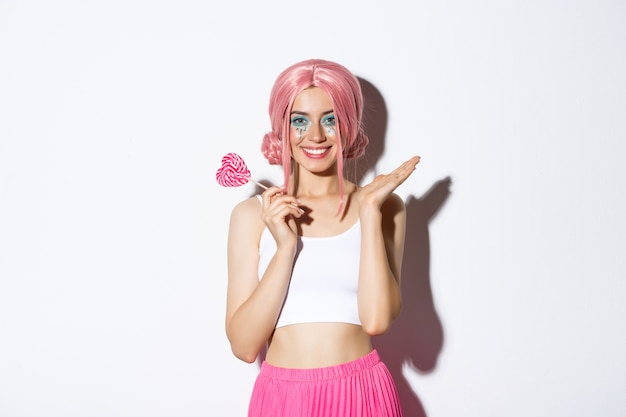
{"left": 359, "top": 78, "right": 451, "bottom": 417}
{"left": 373, "top": 184, "right": 451, "bottom": 417}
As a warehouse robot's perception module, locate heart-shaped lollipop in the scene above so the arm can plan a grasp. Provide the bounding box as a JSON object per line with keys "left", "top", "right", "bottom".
{"left": 216, "top": 152, "right": 268, "bottom": 189}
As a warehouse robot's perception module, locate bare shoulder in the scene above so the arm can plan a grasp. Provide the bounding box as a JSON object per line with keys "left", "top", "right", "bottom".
{"left": 231, "top": 195, "right": 262, "bottom": 220}
{"left": 229, "top": 196, "right": 265, "bottom": 240}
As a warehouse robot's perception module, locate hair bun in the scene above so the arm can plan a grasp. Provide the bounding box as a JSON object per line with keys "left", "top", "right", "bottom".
{"left": 261, "top": 131, "right": 282, "bottom": 165}
{"left": 343, "top": 130, "right": 369, "bottom": 159}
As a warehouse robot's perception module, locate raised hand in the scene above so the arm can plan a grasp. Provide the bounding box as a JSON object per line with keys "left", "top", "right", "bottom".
{"left": 259, "top": 186, "right": 304, "bottom": 249}
{"left": 357, "top": 155, "right": 421, "bottom": 212}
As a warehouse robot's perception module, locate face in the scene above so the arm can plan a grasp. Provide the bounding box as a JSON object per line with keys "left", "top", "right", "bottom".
{"left": 289, "top": 87, "right": 339, "bottom": 174}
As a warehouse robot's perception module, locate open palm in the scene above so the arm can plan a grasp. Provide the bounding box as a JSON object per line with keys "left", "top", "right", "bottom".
{"left": 357, "top": 155, "right": 421, "bottom": 210}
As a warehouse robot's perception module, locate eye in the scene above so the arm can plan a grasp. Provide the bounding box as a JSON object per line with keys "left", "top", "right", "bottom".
{"left": 291, "top": 116, "right": 310, "bottom": 128}
{"left": 321, "top": 115, "right": 336, "bottom": 127}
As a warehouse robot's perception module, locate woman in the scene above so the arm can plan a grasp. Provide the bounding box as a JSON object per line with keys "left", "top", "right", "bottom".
{"left": 225, "top": 59, "right": 420, "bottom": 417}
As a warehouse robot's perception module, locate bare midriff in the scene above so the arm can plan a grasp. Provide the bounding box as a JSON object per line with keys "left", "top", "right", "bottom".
{"left": 264, "top": 322, "right": 372, "bottom": 369}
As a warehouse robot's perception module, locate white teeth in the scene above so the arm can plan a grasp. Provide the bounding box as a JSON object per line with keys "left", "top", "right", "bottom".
{"left": 303, "top": 148, "right": 327, "bottom": 155}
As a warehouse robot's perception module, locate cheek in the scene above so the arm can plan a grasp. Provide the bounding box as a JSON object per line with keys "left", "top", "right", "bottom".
{"left": 290, "top": 121, "right": 309, "bottom": 141}
{"left": 321, "top": 121, "right": 337, "bottom": 137}
{"left": 289, "top": 128, "right": 301, "bottom": 147}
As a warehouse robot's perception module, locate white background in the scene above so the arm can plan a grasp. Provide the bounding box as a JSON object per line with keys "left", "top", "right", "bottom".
{"left": 1, "top": 1, "right": 625, "bottom": 416}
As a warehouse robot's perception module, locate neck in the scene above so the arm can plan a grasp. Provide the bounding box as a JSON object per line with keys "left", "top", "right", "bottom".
{"left": 291, "top": 169, "right": 347, "bottom": 198}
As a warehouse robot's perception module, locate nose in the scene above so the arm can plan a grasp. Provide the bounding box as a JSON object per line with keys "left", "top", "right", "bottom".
{"left": 308, "top": 121, "right": 326, "bottom": 142}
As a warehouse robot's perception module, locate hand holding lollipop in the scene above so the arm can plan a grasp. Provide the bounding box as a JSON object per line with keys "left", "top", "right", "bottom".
{"left": 215, "top": 153, "right": 268, "bottom": 189}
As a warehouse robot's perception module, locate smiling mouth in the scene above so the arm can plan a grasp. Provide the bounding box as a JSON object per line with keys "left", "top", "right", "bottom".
{"left": 302, "top": 147, "right": 330, "bottom": 156}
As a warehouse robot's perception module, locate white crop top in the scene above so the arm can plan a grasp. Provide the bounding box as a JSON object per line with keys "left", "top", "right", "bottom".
{"left": 257, "top": 200, "right": 362, "bottom": 328}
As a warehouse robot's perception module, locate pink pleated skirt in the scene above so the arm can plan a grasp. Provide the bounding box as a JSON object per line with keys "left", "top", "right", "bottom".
{"left": 248, "top": 349, "right": 402, "bottom": 417}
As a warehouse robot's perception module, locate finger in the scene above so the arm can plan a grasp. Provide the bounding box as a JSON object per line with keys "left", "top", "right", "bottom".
{"left": 261, "top": 186, "right": 286, "bottom": 209}
{"left": 408, "top": 155, "right": 421, "bottom": 165}
{"left": 266, "top": 207, "right": 304, "bottom": 231}
{"left": 265, "top": 197, "right": 304, "bottom": 220}
{"left": 397, "top": 155, "right": 420, "bottom": 173}
{"left": 392, "top": 156, "right": 421, "bottom": 180}
{"left": 270, "top": 194, "right": 302, "bottom": 211}
{"left": 374, "top": 157, "right": 419, "bottom": 192}
{"left": 261, "top": 186, "right": 283, "bottom": 200}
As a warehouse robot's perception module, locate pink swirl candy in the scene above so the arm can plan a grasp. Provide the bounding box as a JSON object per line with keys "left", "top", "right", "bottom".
{"left": 216, "top": 153, "right": 251, "bottom": 187}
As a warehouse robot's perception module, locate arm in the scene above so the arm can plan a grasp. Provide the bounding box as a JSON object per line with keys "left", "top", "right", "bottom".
{"left": 225, "top": 188, "right": 303, "bottom": 363}
{"left": 356, "top": 156, "right": 419, "bottom": 335}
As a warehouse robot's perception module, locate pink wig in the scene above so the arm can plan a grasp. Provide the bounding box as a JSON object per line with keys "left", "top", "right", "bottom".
{"left": 261, "top": 59, "right": 369, "bottom": 202}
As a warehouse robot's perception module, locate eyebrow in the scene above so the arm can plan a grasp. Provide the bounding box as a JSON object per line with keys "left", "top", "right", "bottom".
{"left": 290, "top": 109, "right": 334, "bottom": 116}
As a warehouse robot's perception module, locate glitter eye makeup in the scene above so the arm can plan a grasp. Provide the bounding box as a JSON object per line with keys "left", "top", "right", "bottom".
{"left": 291, "top": 116, "right": 311, "bottom": 138}
{"left": 321, "top": 115, "right": 336, "bottom": 135}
